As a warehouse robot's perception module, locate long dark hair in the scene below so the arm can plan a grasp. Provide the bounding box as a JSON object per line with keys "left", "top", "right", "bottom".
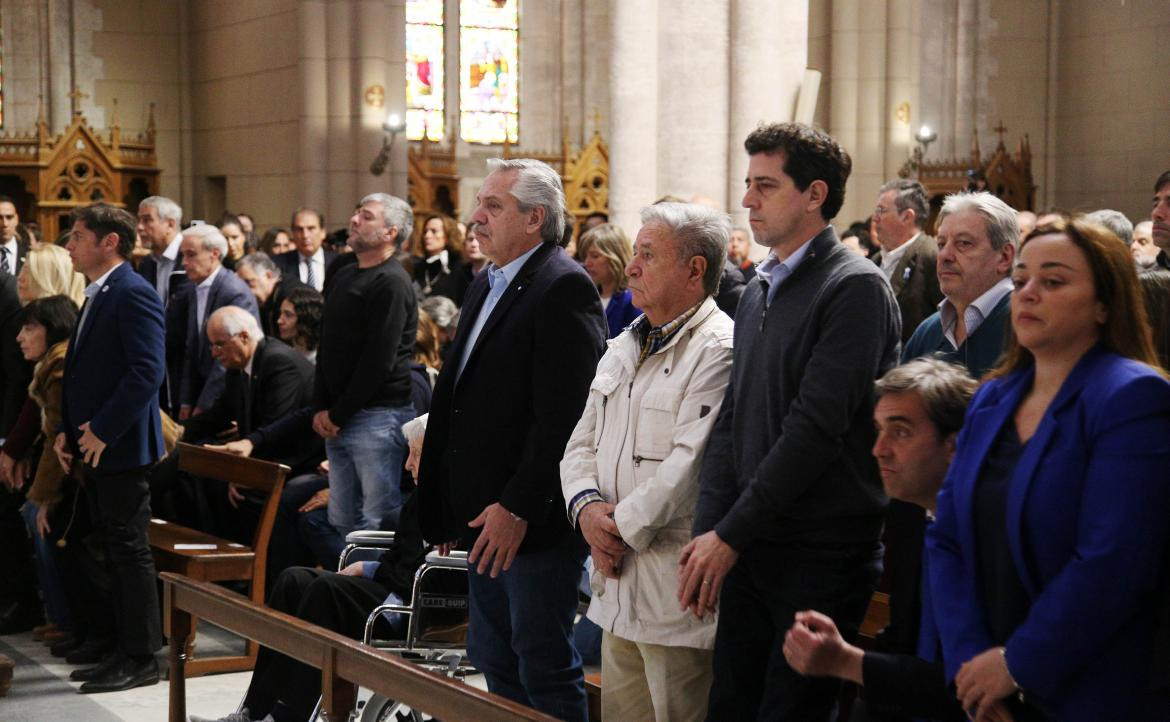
{"left": 284, "top": 285, "right": 324, "bottom": 352}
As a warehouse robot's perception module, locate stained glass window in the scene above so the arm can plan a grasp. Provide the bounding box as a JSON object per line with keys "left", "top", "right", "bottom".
{"left": 459, "top": 0, "right": 518, "bottom": 144}
{"left": 406, "top": 0, "right": 444, "bottom": 141}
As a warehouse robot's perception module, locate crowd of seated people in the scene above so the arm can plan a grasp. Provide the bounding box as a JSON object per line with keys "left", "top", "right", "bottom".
{"left": 0, "top": 130, "right": 1168, "bottom": 722}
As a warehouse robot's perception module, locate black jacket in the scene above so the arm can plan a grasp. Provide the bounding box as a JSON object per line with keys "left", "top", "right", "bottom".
{"left": 417, "top": 242, "right": 606, "bottom": 552}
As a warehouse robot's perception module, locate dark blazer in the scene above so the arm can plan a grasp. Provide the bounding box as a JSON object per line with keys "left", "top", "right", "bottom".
{"left": 139, "top": 252, "right": 192, "bottom": 414}
{"left": 882, "top": 233, "right": 943, "bottom": 343}
{"left": 416, "top": 241, "right": 606, "bottom": 552}
{"left": 0, "top": 273, "right": 29, "bottom": 434}
{"left": 179, "top": 267, "right": 261, "bottom": 411}
{"left": 62, "top": 262, "right": 166, "bottom": 471}
{"left": 927, "top": 347, "right": 1170, "bottom": 719}
{"left": 273, "top": 248, "right": 338, "bottom": 294}
{"left": 136, "top": 252, "right": 191, "bottom": 309}
{"left": 182, "top": 338, "right": 317, "bottom": 472}
{"left": 414, "top": 252, "right": 470, "bottom": 306}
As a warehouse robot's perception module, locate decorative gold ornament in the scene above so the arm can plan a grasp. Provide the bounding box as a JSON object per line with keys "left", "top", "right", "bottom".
{"left": 364, "top": 85, "right": 386, "bottom": 109}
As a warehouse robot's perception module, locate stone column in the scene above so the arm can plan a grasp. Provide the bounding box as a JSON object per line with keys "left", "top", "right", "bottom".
{"left": 607, "top": 0, "right": 658, "bottom": 235}
{"left": 298, "top": 0, "right": 329, "bottom": 214}
{"left": 354, "top": 0, "right": 401, "bottom": 200}
{"left": 658, "top": 0, "right": 729, "bottom": 208}
{"left": 727, "top": 0, "right": 808, "bottom": 226}
{"left": 325, "top": 1, "right": 356, "bottom": 228}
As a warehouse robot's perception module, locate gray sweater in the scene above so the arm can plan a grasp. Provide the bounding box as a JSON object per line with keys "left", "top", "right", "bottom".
{"left": 694, "top": 226, "right": 901, "bottom": 550}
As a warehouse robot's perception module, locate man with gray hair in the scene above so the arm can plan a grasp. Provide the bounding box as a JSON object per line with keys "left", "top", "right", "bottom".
{"left": 311, "top": 193, "right": 418, "bottom": 539}
{"left": 1085, "top": 208, "right": 1134, "bottom": 247}
{"left": 417, "top": 158, "right": 606, "bottom": 720}
{"left": 872, "top": 179, "right": 943, "bottom": 343}
{"left": 1134, "top": 220, "right": 1159, "bottom": 268}
{"left": 137, "top": 195, "right": 190, "bottom": 414}
{"left": 177, "top": 223, "right": 259, "bottom": 418}
{"left": 235, "top": 252, "right": 298, "bottom": 338}
{"left": 902, "top": 191, "right": 1017, "bottom": 379}
{"left": 561, "top": 202, "right": 734, "bottom": 721}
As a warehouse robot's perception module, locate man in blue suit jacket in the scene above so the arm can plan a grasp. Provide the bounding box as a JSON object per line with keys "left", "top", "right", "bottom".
{"left": 175, "top": 224, "right": 260, "bottom": 418}
{"left": 56, "top": 204, "right": 166, "bottom": 693}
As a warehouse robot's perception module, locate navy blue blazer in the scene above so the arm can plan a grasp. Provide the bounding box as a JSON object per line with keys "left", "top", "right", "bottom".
{"left": 416, "top": 242, "right": 606, "bottom": 552}
{"left": 179, "top": 267, "right": 260, "bottom": 410}
{"left": 62, "top": 262, "right": 166, "bottom": 471}
{"left": 926, "top": 346, "right": 1170, "bottom": 719}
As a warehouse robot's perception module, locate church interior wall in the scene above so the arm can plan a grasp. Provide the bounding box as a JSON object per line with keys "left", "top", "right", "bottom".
{"left": 1049, "top": 0, "right": 1169, "bottom": 222}
{"left": 184, "top": 0, "right": 300, "bottom": 227}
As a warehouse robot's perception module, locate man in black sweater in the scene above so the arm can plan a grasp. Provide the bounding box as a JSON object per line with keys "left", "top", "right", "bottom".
{"left": 311, "top": 193, "right": 417, "bottom": 537}
{"left": 782, "top": 358, "right": 979, "bottom": 722}
{"left": 680, "top": 123, "right": 901, "bottom": 719}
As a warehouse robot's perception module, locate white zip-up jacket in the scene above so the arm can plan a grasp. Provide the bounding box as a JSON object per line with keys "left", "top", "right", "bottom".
{"left": 560, "top": 296, "right": 733, "bottom": 648}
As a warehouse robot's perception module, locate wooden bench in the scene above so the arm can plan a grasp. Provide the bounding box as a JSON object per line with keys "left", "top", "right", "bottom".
{"left": 149, "top": 442, "right": 289, "bottom": 676}
{"left": 162, "top": 573, "right": 555, "bottom": 722}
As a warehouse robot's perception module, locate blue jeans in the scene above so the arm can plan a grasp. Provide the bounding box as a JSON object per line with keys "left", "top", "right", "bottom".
{"left": 21, "top": 500, "right": 72, "bottom": 629}
{"left": 325, "top": 405, "right": 413, "bottom": 535}
{"left": 467, "top": 534, "right": 588, "bottom": 722}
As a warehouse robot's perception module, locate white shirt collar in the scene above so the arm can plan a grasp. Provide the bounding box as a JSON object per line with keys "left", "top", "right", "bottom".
{"left": 161, "top": 233, "right": 183, "bottom": 261}
{"left": 301, "top": 248, "right": 324, "bottom": 265}
{"left": 880, "top": 231, "right": 920, "bottom": 274}
{"left": 427, "top": 249, "right": 450, "bottom": 272}
{"left": 197, "top": 265, "right": 222, "bottom": 290}
{"left": 244, "top": 347, "right": 256, "bottom": 377}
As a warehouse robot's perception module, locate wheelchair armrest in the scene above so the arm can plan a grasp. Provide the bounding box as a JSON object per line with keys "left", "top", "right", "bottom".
{"left": 423, "top": 550, "right": 469, "bottom": 570}
{"left": 344, "top": 530, "right": 397, "bottom": 546}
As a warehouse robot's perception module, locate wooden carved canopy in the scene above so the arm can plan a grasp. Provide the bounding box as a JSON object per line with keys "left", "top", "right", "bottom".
{"left": 902, "top": 122, "right": 1035, "bottom": 232}
{"left": 407, "top": 119, "right": 610, "bottom": 242}
{"left": 0, "top": 106, "right": 160, "bottom": 240}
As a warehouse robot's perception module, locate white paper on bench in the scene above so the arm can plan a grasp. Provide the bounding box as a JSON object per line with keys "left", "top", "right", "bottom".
{"left": 174, "top": 543, "right": 218, "bottom": 550}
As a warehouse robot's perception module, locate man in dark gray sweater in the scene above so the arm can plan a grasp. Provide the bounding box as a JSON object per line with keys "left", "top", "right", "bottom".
{"left": 679, "top": 122, "right": 901, "bottom": 720}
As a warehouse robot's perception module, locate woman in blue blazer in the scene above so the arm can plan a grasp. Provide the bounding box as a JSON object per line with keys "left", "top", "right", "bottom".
{"left": 927, "top": 217, "right": 1170, "bottom": 721}
{"left": 578, "top": 223, "right": 641, "bottom": 338}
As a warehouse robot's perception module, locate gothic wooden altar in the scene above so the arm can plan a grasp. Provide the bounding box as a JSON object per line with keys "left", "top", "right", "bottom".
{"left": 0, "top": 106, "right": 160, "bottom": 239}
{"left": 902, "top": 122, "right": 1035, "bottom": 232}
{"left": 408, "top": 120, "right": 610, "bottom": 241}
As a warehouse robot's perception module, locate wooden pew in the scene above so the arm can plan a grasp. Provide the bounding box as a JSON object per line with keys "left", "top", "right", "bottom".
{"left": 162, "top": 573, "right": 555, "bottom": 722}
{"left": 149, "top": 443, "right": 289, "bottom": 676}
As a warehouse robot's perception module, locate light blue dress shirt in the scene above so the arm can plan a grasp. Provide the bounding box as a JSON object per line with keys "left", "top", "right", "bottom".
{"left": 755, "top": 228, "right": 822, "bottom": 307}
{"left": 456, "top": 242, "right": 542, "bottom": 380}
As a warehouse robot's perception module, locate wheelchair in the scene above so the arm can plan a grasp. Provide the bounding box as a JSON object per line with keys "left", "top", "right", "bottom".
{"left": 307, "top": 530, "right": 475, "bottom": 722}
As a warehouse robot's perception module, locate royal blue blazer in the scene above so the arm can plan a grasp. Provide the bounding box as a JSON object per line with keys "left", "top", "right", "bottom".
{"left": 62, "top": 262, "right": 166, "bottom": 472}
{"left": 604, "top": 288, "right": 641, "bottom": 339}
{"left": 926, "top": 346, "right": 1170, "bottom": 719}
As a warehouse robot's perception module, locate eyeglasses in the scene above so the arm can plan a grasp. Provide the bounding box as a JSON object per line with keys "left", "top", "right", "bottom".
{"left": 873, "top": 206, "right": 893, "bottom": 216}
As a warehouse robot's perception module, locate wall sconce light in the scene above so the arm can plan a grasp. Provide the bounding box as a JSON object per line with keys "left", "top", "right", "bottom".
{"left": 370, "top": 112, "right": 408, "bottom": 176}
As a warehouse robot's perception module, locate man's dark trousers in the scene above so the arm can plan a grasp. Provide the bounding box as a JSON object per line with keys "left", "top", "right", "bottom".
{"left": 707, "top": 541, "right": 882, "bottom": 721}
{"left": 83, "top": 464, "right": 161, "bottom": 656}
{"left": 466, "top": 534, "right": 588, "bottom": 722}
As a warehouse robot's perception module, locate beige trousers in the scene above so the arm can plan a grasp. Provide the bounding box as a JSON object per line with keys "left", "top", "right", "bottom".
{"left": 600, "top": 630, "right": 714, "bottom": 722}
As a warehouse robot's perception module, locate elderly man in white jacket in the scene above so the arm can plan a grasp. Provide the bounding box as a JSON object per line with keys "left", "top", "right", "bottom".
{"left": 561, "top": 202, "right": 734, "bottom": 722}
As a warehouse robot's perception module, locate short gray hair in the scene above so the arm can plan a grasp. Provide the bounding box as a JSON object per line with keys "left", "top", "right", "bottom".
{"left": 140, "top": 196, "right": 182, "bottom": 224}
{"left": 874, "top": 358, "right": 978, "bottom": 437}
{"left": 485, "top": 158, "right": 568, "bottom": 245}
{"left": 183, "top": 223, "right": 228, "bottom": 258}
{"left": 360, "top": 193, "right": 414, "bottom": 243}
{"left": 209, "top": 305, "right": 263, "bottom": 339}
{"left": 237, "top": 252, "right": 280, "bottom": 278}
{"left": 402, "top": 413, "right": 429, "bottom": 444}
{"left": 420, "top": 295, "right": 459, "bottom": 331}
{"left": 1085, "top": 209, "right": 1134, "bottom": 247}
{"left": 640, "top": 202, "right": 731, "bottom": 296}
{"left": 937, "top": 191, "right": 1020, "bottom": 252}
{"left": 878, "top": 179, "right": 929, "bottom": 229}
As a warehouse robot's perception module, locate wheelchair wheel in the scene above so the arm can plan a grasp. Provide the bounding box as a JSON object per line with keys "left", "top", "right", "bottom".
{"left": 360, "top": 693, "right": 425, "bottom": 722}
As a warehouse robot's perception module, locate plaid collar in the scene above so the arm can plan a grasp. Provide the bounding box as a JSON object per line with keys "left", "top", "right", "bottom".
{"left": 634, "top": 299, "right": 704, "bottom": 369}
